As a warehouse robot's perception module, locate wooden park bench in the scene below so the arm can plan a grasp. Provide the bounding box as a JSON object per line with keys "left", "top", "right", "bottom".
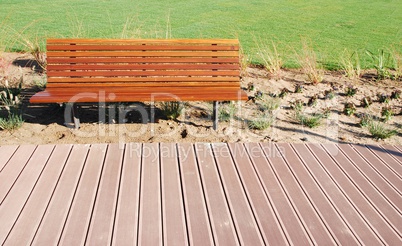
{"left": 29, "top": 38, "right": 248, "bottom": 129}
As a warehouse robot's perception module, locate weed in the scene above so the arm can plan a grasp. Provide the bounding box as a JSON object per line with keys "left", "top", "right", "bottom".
{"left": 391, "top": 90, "right": 401, "bottom": 100}
{"left": 368, "top": 121, "right": 397, "bottom": 139}
{"left": 278, "top": 88, "right": 291, "bottom": 98}
{"left": 254, "top": 90, "right": 264, "bottom": 100}
{"left": 339, "top": 49, "right": 362, "bottom": 80}
{"left": 322, "top": 107, "right": 331, "bottom": 118}
{"left": 294, "top": 84, "right": 303, "bottom": 93}
{"left": 307, "top": 95, "right": 318, "bottom": 107}
{"left": 343, "top": 102, "right": 356, "bottom": 116}
{"left": 381, "top": 106, "right": 394, "bottom": 122}
{"left": 360, "top": 96, "right": 372, "bottom": 108}
{"left": 247, "top": 82, "right": 255, "bottom": 92}
{"left": 248, "top": 112, "right": 275, "bottom": 130}
{"left": 345, "top": 85, "right": 358, "bottom": 97}
{"left": 160, "top": 101, "right": 184, "bottom": 120}
{"left": 219, "top": 102, "right": 237, "bottom": 122}
{"left": 291, "top": 99, "right": 304, "bottom": 112}
{"left": 296, "top": 40, "right": 324, "bottom": 84}
{"left": 358, "top": 113, "right": 373, "bottom": 127}
{"left": 324, "top": 89, "right": 336, "bottom": 100}
{"left": 377, "top": 93, "right": 390, "bottom": 104}
{"left": 366, "top": 49, "right": 392, "bottom": 80}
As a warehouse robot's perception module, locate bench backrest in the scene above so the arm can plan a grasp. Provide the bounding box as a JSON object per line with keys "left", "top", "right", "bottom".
{"left": 46, "top": 39, "right": 241, "bottom": 89}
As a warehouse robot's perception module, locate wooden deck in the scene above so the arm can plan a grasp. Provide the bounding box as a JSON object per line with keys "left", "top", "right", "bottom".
{"left": 0, "top": 143, "right": 401, "bottom": 245}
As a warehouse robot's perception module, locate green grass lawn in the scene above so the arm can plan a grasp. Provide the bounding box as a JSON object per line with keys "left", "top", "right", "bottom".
{"left": 1, "top": 0, "right": 401, "bottom": 68}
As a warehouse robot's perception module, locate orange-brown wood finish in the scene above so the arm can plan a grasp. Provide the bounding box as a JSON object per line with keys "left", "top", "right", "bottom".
{"left": 30, "top": 38, "right": 247, "bottom": 104}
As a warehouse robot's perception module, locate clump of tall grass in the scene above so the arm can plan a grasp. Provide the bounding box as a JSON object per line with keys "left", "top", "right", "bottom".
{"left": 390, "top": 47, "right": 402, "bottom": 80}
{"left": 248, "top": 112, "right": 275, "bottom": 130}
{"left": 219, "top": 101, "right": 237, "bottom": 122}
{"left": 368, "top": 121, "right": 397, "bottom": 140}
{"left": 293, "top": 102, "right": 322, "bottom": 128}
{"left": 0, "top": 77, "right": 24, "bottom": 131}
{"left": 339, "top": 49, "right": 362, "bottom": 80}
{"left": 366, "top": 49, "right": 392, "bottom": 80}
{"left": 255, "top": 39, "right": 283, "bottom": 78}
{"left": 295, "top": 41, "right": 324, "bottom": 84}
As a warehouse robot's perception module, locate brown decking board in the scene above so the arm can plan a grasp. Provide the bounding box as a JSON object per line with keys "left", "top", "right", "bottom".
{"left": 0, "top": 143, "right": 401, "bottom": 245}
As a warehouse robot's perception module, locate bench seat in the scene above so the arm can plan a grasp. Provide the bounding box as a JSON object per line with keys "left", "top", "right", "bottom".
{"left": 29, "top": 38, "right": 247, "bottom": 129}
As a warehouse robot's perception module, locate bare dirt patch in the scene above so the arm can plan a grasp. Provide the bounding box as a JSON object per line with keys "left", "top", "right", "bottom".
{"left": 1, "top": 52, "right": 401, "bottom": 145}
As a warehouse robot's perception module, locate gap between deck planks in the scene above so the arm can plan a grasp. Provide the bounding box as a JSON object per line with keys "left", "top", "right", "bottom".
{"left": 0, "top": 143, "right": 401, "bottom": 245}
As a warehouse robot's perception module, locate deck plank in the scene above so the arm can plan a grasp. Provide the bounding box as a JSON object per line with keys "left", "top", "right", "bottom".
{"left": 3, "top": 145, "right": 72, "bottom": 245}
{"left": 381, "top": 145, "right": 402, "bottom": 163}
{"left": 138, "top": 143, "right": 162, "bottom": 245}
{"left": 87, "top": 144, "right": 124, "bottom": 245}
{"left": 113, "top": 143, "right": 142, "bottom": 245}
{"left": 251, "top": 143, "right": 312, "bottom": 245}
{"left": 0, "top": 145, "right": 18, "bottom": 172}
{"left": 353, "top": 144, "right": 402, "bottom": 192}
{"left": 59, "top": 144, "right": 107, "bottom": 245}
{"left": 337, "top": 144, "right": 402, "bottom": 231}
{"left": 194, "top": 143, "right": 239, "bottom": 245}
{"left": 161, "top": 143, "right": 188, "bottom": 245}
{"left": 320, "top": 144, "right": 402, "bottom": 244}
{"left": 340, "top": 144, "right": 402, "bottom": 209}
{"left": 0, "top": 145, "right": 54, "bottom": 244}
{"left": 32, "top": 144, "right": 90, "bottom": 245}
{"left": 0, "top": 145, "right": 37, "bottom": 203}
{"left": 367, "top": 145, "right": 402, "bottom": 178}
{"left": 294, "top": 143, "right": 384, "bottom": 244}
{"left": 178, "top": 143, "right": 214, "bottom": 245}
{"left": 268, "top": 143, "right": 341, "bottom": 244}
{"left": 212, "top": 143, "right": 264, "bottom": 245}
{"left": 238, "top": 143, "right": 289, "bottom": 245}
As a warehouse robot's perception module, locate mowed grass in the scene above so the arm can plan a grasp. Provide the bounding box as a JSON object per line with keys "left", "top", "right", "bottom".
{"left": 0, "top": 0, "right": 401, "bottom": 68}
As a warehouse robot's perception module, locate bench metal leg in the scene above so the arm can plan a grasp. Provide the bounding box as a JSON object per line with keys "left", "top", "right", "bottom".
{"left": 65, "top": 103, "right": 80, "bottom": 129}
{"left": 213, "top": 101, "right": 219, "bottom": 130}
{"left": 72, "top": 104, "right": 80, "bottom": 129}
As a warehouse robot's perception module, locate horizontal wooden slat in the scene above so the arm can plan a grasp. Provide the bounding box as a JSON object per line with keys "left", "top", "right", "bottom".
{"left": 46, "top": 64, "right": 239, "bottom": 71}
{"left": 30, "top": 89, "right": 248, "bottom": 103}
{"left": 47, "top": 38, "right": 239, "bottom": 45}
{"left": 47, "top": 45, "right": 238, "bottom": 51}
{"left": 47, "top": 70, "right": 239, "bottom": 77}
{"left": 47, "top": 77, "right": 239, "bottom": 83}
{"left": 47, "top": 57, "right": 239, "bottom": 64}
{"left": 47, "top": 51, "right": 239, "bottom": 58}
{"left": 46, "top": 82, "right": 240, "bottom": 88}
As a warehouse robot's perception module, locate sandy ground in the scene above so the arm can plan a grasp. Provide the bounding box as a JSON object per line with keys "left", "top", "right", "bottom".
{"left": 1, "top": 52, "right": 401, "bottom": 145}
